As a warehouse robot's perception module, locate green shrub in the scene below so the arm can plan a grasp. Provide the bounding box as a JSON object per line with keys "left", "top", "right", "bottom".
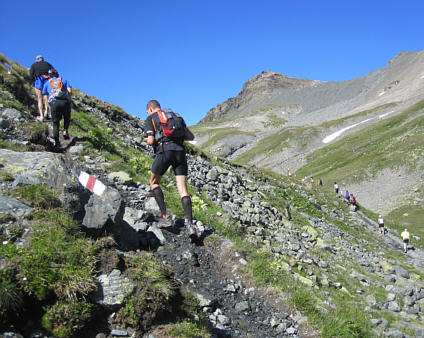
{"left": 0, "top": 170, "right": 14, "bottom": 182}
{"left": 22, "top": 121, "right": 49, "bottom": 145}
{"left": 42, "top": 300, "right": 93, "bottom": 338}
{"left": 118, "top": 252, "right": 176, "bottom": 329}
{"left": 168, "top": 321, "right": 211, "bottom": 337}
{"left": 87, "top": 127, "right": 116, "bottom": 153}
{"left": 19, "top": 218, "right": 97, "bottom": 301}
{"left": 0, "top": 268, "right": 23, "bottom": 325}
{"left": 13, "top": 184, "right": 61, "bottom": 210}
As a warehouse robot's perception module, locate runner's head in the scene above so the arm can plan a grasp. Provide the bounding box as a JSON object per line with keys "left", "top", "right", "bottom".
{"left": 35, "top": 55, "right": 44, "bottom": 62}
{"left": 146, "top": 100, "right": 161, "bottom": 115}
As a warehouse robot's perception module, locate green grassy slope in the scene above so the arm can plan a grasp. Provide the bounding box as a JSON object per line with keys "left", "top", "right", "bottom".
{"left": 297, "top": 99, "right": 424, "bottom": 182}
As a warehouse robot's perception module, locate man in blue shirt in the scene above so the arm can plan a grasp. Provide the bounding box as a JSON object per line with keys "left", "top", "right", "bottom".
{"left": 42, "top": 69, "right": 72, "bottom": 149}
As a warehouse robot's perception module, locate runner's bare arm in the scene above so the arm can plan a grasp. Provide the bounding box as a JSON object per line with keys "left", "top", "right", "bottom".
{"left": 144, "top": 131, "right": 155, "bottom": 146}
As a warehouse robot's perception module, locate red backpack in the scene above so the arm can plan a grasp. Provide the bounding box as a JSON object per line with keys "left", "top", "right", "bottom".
{"left": 152, "top": 110, "right": 186, "bottom": 143}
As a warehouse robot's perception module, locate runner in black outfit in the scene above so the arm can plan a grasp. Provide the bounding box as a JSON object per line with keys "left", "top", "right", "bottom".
{"left": 143, "top": 100, "right": 199, "bottom": 241}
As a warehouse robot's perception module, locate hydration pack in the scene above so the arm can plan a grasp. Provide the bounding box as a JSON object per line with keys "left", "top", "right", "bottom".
{"left": 48, "top": 78, "right": 68, "bottom": 101}
{"left": 153, "top": 110, "right": 186, "bottom": 143}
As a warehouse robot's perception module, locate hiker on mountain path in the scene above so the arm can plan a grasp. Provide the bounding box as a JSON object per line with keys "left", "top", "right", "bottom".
{"left": 345, "top": 190, "right": 350, "bottom": 203}
{"left": 29, "top": 55, "right": 55, "bottom": 121}
{"left": 334, "top": 182, "right": 339, "bottom": 194}
{"left": 350, "top": 194, "right": 358, "bottom": 211}
{"left": 42, "top": 69, "right": 72, "bottom": 149}
{"left": 401, "top": 228, "right": 410, "bottom": 253}
{"left": 318, "top": 178, "right": 323, "bottom": 186}
{"left": 143, "top": 100, "right": 200, "bottom": 242}
{"left": 377, "top": 215, "right": 385, "bottom": 235}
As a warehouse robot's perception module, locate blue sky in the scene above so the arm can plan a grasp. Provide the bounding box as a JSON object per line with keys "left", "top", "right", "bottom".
{"left": 1, "top": 0, "right": 423, "bottom": 125}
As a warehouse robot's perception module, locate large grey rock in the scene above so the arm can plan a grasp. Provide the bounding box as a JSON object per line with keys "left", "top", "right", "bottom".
{"left": 0, "top": 195, "right": 33, "bottom": 218}
{"left": 384, "top": 328, "right": 405, "bottom": 338}
{"left": 206, "top": 167, "right": 219, "bottom": 181}
{"left": 393, "top": 265, "right": 410, "bottom": 279}
{"left": 147, "top": 225, "right": 166, "bottom": 245}
{"left": 0, "top": 149, "right": 76, "bottom": 192}
{"left": 0, "top": 107, "right": 24, "bottom": 119}
{"left": 234, "top": 300, "right": 250, "bottom": 312}
{"left": 83, "top": 187, "right": 123, "bottom": 229}
{"left": 94, "top": 269, "right": 135, "bottom": 307}
{"left": 123, "top": 207, "right": 144, "bottom": 227}
{"left": 144, "top": 196, "right": 161, "bottom": 214}
{"left": 387, "top": 300, "right": 401, "bottom": 312}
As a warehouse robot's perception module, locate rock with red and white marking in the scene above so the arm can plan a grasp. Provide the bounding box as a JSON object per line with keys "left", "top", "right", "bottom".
{"left": 78, "top": 171, "right": 106, "bottom": 196}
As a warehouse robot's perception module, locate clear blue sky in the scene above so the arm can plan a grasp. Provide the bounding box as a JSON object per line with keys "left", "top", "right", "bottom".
{"left": 1, "top": 0, "right": 423, "bottom": 125}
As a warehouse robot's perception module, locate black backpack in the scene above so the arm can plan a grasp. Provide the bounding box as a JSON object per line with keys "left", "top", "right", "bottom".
{"left": 153, "top": 109, "right": 186, "bottom": 143}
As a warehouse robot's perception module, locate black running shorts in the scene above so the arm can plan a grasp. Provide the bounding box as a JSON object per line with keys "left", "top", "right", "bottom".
{"left": 403, "top": 239, "right": 409, "bottom": 244}
{"left": 151, "top": 150, "right": 188, "bottom": 176}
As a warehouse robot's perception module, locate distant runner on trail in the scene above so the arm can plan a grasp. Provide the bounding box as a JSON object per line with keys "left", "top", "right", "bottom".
{"left": 401, "top": 228, "right": 410, "bottom": 253}
{"left": 334, "top": 182, "right": 339, "bottom": 194}
{"left": 42, "top": 69, "right": 72, "bottom": 150}
{"left": 29, "top": 55, "right": 54, "bottom": 121}
{"left": 143, "top": 100, "right": 200, "bottom": 242}
{"left": 350, "top": 194, "right": 358, "bottom": 211}
{"left": 345, "top": 190, "right": 350, "bottom": 202}
{"left": 377, "top": 215, "right": 385, "bottom": 235}
{"left": 318, "top": 178, "right": 323, "bottom": 186}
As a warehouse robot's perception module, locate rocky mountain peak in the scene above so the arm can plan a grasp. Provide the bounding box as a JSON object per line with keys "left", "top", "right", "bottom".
{"left": 200, "top": 70, "right": 320, "bottom": 123}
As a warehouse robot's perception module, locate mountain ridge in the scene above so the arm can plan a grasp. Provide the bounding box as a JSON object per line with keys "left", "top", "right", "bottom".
{"left": 191, "top": 50, "right": 424, "bottom": 225}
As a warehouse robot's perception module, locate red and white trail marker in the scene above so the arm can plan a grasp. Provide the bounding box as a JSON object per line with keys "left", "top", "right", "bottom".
{"left": 78, "top": 171, "right": 106, "bottom": 196}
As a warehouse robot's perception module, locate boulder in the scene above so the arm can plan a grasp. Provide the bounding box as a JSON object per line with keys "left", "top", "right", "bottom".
{"left": 0, "top": 195, "right": 33, "bottom": 218}
{"left": 94, "top": 269, "right": 135, "bottom": 307}
{"left": 0, "top": 149, "right": 76, "bottom": 192}
{"left": 83, "top": 186, "right": 123, "bottom": 229}
{"left": 144, "top": 196, "right": 161, "bottom": 214}
{"left": 393, "top": 265, "right": 410, "bottom": 279}
{"left": 0, "top": 107, "right": 24, "bottom": 120}
{"left": 234, "top": 300, "right": 250, "bottom": 312}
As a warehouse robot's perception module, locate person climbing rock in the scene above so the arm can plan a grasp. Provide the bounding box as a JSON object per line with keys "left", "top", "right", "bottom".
{"left": 377, "top": 215, "right": 385, "bottom": 235}
{"left": 29, "top": 55, "right": 55, "bottom": 121}
{"left": 334, "top": 182, "right": 339, "bottom": 194}
{"left": 42, "top": 69, "right": 72, "bottom": 149}
{"left": 401, "top": 228, "right": 410, "bottom": 253}
{"left": 143, "top": 100, "right": 199, "bottom": 242}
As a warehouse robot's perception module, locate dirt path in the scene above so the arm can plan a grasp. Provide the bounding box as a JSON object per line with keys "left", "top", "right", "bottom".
{"left": 354, "top": 211, "right": 424, "bottom": 271}
{"left": 150, "top": 221, "right": 318, "bottom": 337}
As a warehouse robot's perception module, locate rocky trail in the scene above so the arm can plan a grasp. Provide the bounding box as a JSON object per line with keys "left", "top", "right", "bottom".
{"left": 85, "top": 153, "right": 316, "bottom": 337}
{"left": 354, "top": 210, "right": 424, "bottom": 271}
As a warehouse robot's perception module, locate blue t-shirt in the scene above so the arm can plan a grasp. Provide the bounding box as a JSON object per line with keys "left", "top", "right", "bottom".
{"left": 42, "top": 77, "right": 71, "bottom": 102}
